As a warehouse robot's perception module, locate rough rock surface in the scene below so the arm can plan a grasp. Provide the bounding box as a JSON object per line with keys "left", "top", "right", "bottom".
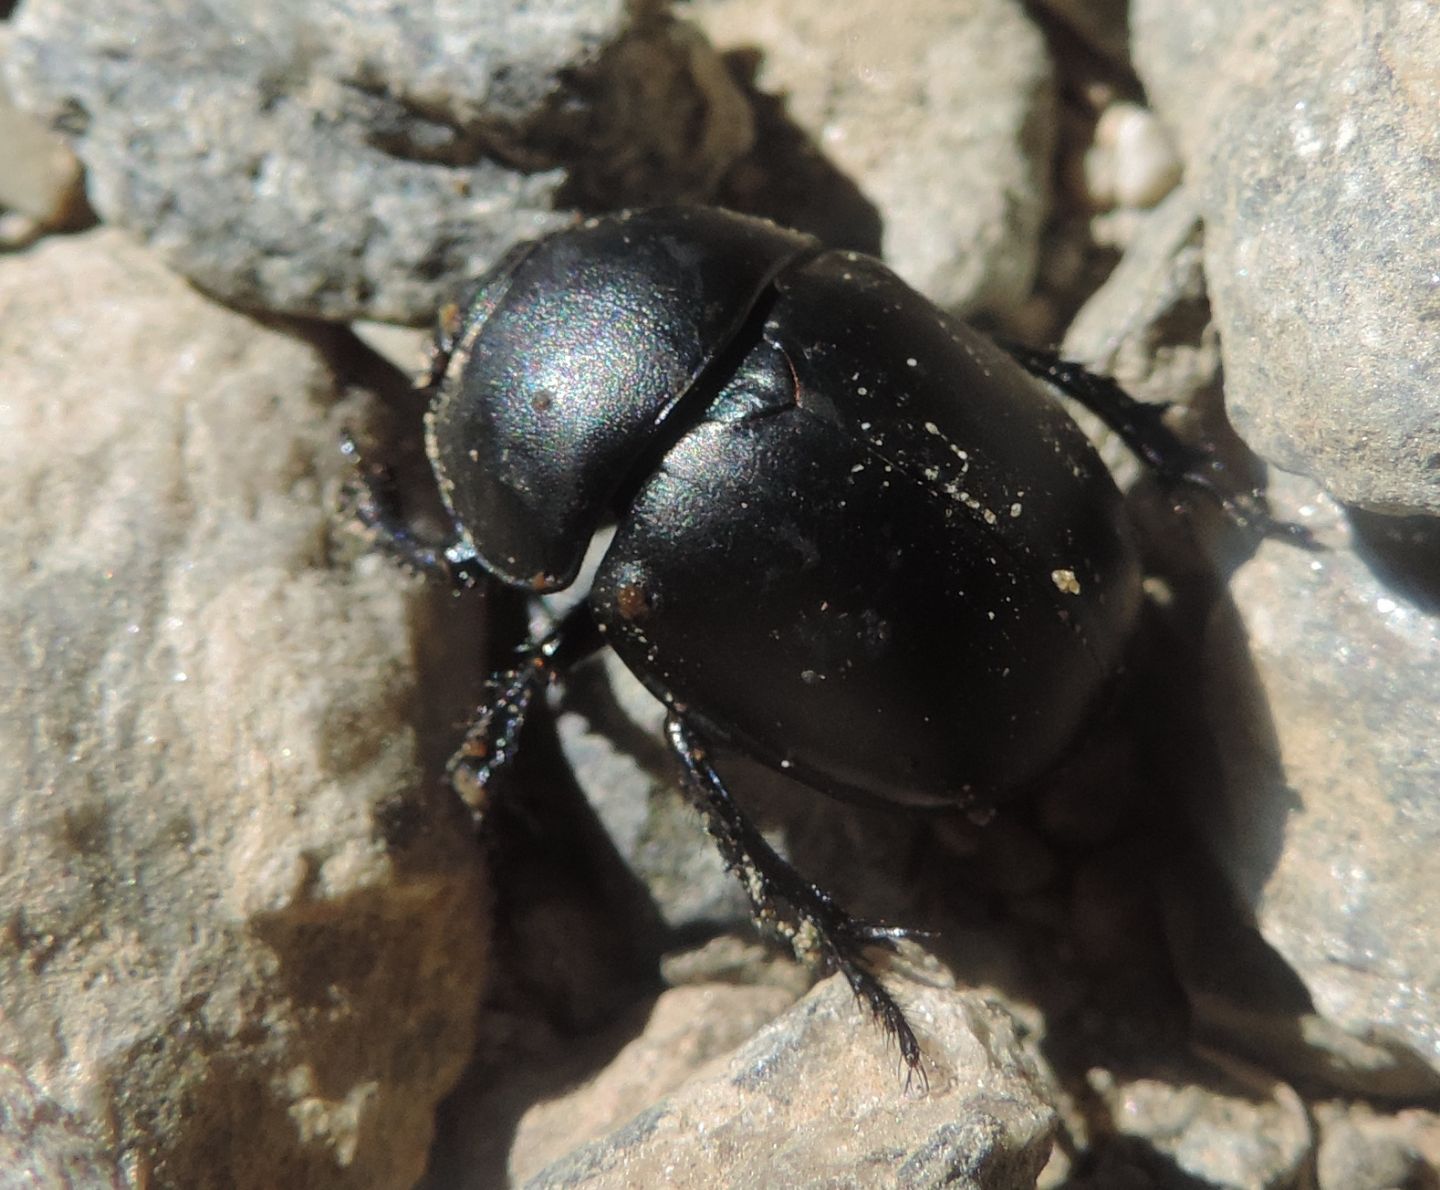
{"left": 5, "top": 0, "right": 1440, "bottom": 1182}
{"left": 1058, "top": 191, "right": 1440, "bottom": 1101}
{"left": 1313, "top": 1100, "right": 1440, "bottom": 1190}
{"left": 419, "top": 983, "right": 795, "bottom": 1187}
{"left": 1023, "top": 189, "right": 1438, "bottom": 1190}
{"left": 525, "top": 976, "right": 1056, "bottom": 1190}
{"left": 1061, "top": 185, "right": 1212, "bottom": 401}
{"left": 1045, "top": 1050, "right": 1312, "bottom": 1189}
{"left": 506, "top": 984, "right": 797, "bottom": 1182}
{"left": 1132, "top": 0, "right": 1440, "bottom": 514}
{"left": 1057, "top": 185, "right": 1216, "bottom": 488}
{"left": 1187, "top": 470, "right": 1440, "bottom": 1095}
{"left": 2, "top": 0, "right": 753, "bottom": 322}
{"left": 692, "top": 0, "right": 1054, "bottom": 316}
{"left": 0, "top": 230, "right": 487, "bottom": 1186}
{"left": 0, "top": 26, "right": 82, "bottom": 230}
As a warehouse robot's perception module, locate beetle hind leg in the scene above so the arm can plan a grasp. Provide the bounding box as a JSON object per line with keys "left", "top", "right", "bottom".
{"left": 1002, "top": 343, "right": 1318, "bottom": 547}
{"left": 665, "top": 713, "right": 927, "bottom": 1086}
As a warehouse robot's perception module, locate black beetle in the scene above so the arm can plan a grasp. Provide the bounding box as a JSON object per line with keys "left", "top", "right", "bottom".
{"left": 345, "top": 206, "right": 1288, "bottom": 1080}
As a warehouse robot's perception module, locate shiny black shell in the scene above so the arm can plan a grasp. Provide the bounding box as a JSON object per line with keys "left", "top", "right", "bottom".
{"left": 428, "top": 207, "right": 1143, "bottom": 807}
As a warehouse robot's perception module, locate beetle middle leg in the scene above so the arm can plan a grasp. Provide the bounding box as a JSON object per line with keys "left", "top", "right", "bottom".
{"left": 446, "top": 602, "right": 604, "bottom": 821}
{"left": 665, "top": 712, "right": 927, "bottom": 1087}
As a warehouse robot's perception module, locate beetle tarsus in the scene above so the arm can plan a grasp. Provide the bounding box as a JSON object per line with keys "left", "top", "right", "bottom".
{"left": 665, "top": 712, "right": 926, "bottom": 1084}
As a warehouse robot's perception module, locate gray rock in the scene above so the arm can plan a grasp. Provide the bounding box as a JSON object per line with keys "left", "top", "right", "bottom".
{"left": 1128, "top": 0, "right": 1248, "bottom": 155}
{"left": 508, "top": 983, "right": 800, "bottom": 1184}
{"left": 1059, "top": 187, "right": 1216, "bottom": 476}
{"left": 2, "top": 0, "right": 753, "bottom": 322}
{"left": 420, "top": 983, "right": 799, "bottom": 1189}
{"left": 1132, "top": 0, "right": 1440, "bottom": 514}
{"left": 0, "top": 1062, "right": 123, "bottom": 1188}
{"left": 1062, "top": 186, "right": 1211, "bottom": 398}
{"left": 348, "top": 321, "right": 431, "bottom": 378}
{"left": 1048, "top": 1052, "right": 1311, "bottom": 1189}
{"left": 526, "top": 976, "right": 1056, "bottom": 1189}
{"left": 1313, "top": 1100, "right": 1440, "bottom": 1190}
{"left": 1188, "top": 469, "right": 1440, "bottom": 1094}
{"left": 1082, "top": 102, "right": 1182, "bottom": 215}
{"left": 1053, "top": 190, "right": 1440, "bottom": 1106}
{"left": 1040, "top": 186, "right": 1224, "bottom": 504}
{"left": 0, "top": 229, "right": 487, "bottom": 1186}
{"left": 0, "top": 27, "right": 85, "bottom": 231}
{"left": 691, "top": 0, "right": 1055, "bottom": 316}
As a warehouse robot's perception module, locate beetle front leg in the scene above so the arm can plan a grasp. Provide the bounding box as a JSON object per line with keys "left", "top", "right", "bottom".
{"left": 665, "top": 713, "right": 927, "bottom": 1086}
{"left": 340, "top": 430, "right": 487, "bottom": 590}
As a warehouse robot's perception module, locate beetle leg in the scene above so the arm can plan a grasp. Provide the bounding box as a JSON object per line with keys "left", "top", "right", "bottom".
{"left": 447, "top": 603, "right": 604, "bottom": 821}
{"left": 1000, "top": 343, "right": 1197, "bottom": 479}
{"left": 1002, "top": 343, "right": 1319, "bottom": 547}
{"left": 665, "top": 712, "right": 927, "bottom": 1086}
{"left": 339, "top": 430, "right": 487, "bottom": 590}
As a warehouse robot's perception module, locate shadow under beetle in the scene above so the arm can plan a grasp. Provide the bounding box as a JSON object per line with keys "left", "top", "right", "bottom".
{"left": 345, "top": 206, "right": 1295, "bottom": 1082}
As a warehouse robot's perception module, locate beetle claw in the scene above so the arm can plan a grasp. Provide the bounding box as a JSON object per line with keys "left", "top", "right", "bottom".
{"left": 446, "top": 671, "right": 535, "bottom": 821}
{"left": 830, "top": 947, "right": 928, "bottom": 1093}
